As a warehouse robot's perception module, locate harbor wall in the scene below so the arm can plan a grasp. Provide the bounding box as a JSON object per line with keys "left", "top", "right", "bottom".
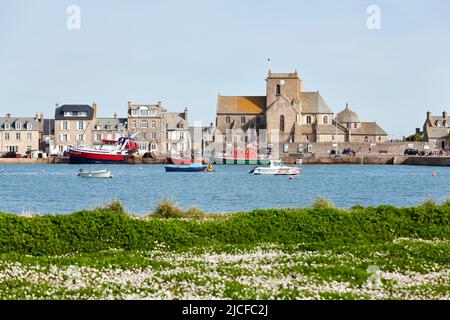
{"left": 403, "top": 156, "right": 450, "bottom": 167}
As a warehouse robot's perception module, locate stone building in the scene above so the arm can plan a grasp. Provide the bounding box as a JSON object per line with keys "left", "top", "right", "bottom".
{"left": 422, "top": 111, "right": 449, "bottom": 150}
{"left": 54, "top": 103, "right": 97, "bottom": 154}
{"left": 127, "top": 101, "right": 189, "bottom": 156}
{"left": 92, "top": 113, "right": 127, "bottom": 146}
{"left": 216, "top": 70, "right": 388, "bottom": 153}
{"left": 164, "top": 109, "right": 190, "bottom": 156}
{"left": 336, "top": 104, "right": 388, "bottom": 143}
{"left": 0, "top": 113, "right": 40, "bottom": 155}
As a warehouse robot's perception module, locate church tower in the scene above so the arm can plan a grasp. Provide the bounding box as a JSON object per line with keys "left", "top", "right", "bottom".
{"left": 265, "top": 70, "right": 302, "bottom": 108}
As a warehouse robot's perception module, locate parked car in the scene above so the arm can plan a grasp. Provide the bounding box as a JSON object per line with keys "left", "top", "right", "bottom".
{"left": 404, "top": 148, "right": 419, "bottom": 156}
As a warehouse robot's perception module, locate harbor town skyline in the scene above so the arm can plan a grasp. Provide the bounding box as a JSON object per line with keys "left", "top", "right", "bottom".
{"left": 2, "top": 0, "right": 450, "bottom": 139}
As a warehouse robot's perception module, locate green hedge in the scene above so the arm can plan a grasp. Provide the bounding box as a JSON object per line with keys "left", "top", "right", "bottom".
{"left": 0, "top": 205, "right": 449, "bottom": 255}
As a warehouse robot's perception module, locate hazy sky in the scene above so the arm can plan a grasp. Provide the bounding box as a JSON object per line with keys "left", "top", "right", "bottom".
{"left": 1, "top": 0, "right": 450, "bottom": 138}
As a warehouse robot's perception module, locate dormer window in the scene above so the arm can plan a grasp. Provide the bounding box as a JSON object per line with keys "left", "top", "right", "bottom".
{"left": 4, "top": 123, "right": 10, "bottom": 130}
{"left": 64, "top": 112, "right": 73, "bottom": 117}
{"left": 26, "top": 123, "right": 32, "bottom": 130}
{"left": 149, "top": 109, "right": 157, "bottom": 117}
{"left": 78, "top": 112, "right": 87, "bottom": 117}
{"left": 180, "top": 123, "right": 184, "bottom": 129}
{"left": 306, "top": 116, "right": 312, "bottom": 124}
{"left": 132, "top": 109, "right": 139, "bottom": 117}
{"left": 15, "top": 121, "right": 22, "bottom": 130}
{"left": 106, "top": 125, "right": 112, "bottom": 130}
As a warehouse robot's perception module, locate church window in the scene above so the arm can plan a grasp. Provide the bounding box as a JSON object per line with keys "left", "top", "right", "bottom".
{"left": 280, "top": 115, "right": 285, "bottom": 132}
{"left": 354, "top": 123, "right": 357, "bottom": 129}
{"left": 241, "top": 116, "right": 246, "bottom": 124}
{"left": 226, "top": 116, "right": 231, "bottom": 124}
{"left": 276, "top": 84, "right": 281, "bottom": 96}
{"left": 347, "top": 123, "right": 350, "bottom": 129}
{"left": 306, "top": 116, "right": 312, "bottom": 124}
{"left": 323, "top": 116, "right": 328, "bottom": 124}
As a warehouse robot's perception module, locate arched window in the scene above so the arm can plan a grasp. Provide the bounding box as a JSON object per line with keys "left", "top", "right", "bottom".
{"left": 306, "top": 116, "right": 312, "bottom": 124}
{"left": 151, "top": 120, "right": 156, "bottom": 128}
{"left": 280, "top": 115, "right": 285, "bottom": 132}
{"left": 276, "top": 84, "right": 281, "bottom": 96}
{"left": 225, "top": 116, "right": 231, "bottom": 124}
{"left": 241, "top": 116, "right": 246, "bottom": 124}
{"left": 323, "top": 116, "right": 328, "bottom": 124}
{"left": 140, "top": 120, "right": 148, "bottom": 128}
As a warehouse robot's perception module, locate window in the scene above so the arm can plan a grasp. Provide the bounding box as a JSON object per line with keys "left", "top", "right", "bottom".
{"left": 78, "top": 112, "right": 87, "bottom": 117}
{"left": 4, "top": 123, "right": 10, "bottom": 130}
{"left": 16, "top": 133, "right": 21, "bottom": 141}
{"left": 354, "top": 123, "right": 357, "bottom": 129}
{"left": 346, "top": 123, "right": 350, "bottom": 129}
{"left": 78, "top": 121, "right": 84, "bottom": 130}
{"left": 141, "top": 132, "right": 147, "bottom": 140}
{"left": 78, "top": 134, "right": 84, "bottom": 142}
{"left": 150, "top": 144, "right": 157, "bottom": 151}
{"left": 151, "top": 120, "right": 156, "bottom": 128}
{"left": 332, "top": 135, "right": 335, "bottom": 141}
{"left": 7, "top": 146, "right": 18, "bottom": 152}
{"left": 26, "top": 123, "right": 33, "bottom": 130}
{"left": 131, "top": 109, "right": 139, "bottom": 117}
{"left": 283, "top": 143, "right": 289, "bottom": 153}
{"left": 378, "top": 136, "right": 381, "bottom": 141}
{"left": 138, "top": 142, "right": 148, "bottom": 151}
{"left": 180, "top": 132, "right": 185, "bottom": 139}
{"left": 64, "top": 112, "right": 73, "bottom": 117}
{"left": 180, "top": 123, "right": 184, "bottom": 129}
{"left": 62, "top": 134, "right": 68, "bottom": 142}
{"left": 306, "top": 116, "right": 312, "bottom": 124}
{"left": 149, "top": 109, "right": 157, "bottom": 117}
{"left": 280, "top": 115, "right": 285, "bottom": 132}
{"left": 106, "top": 125, "right": 112, "bottom": 130}
{"left": 323, "top": 116, "right": 328, "bottom": 124}
{"left": 276, "top": 84, "right": 281, "bottom": 96}
{"left": 132, "top": 120, "right": 137, "bottom": 128}
{"left": 4, "top": 133, "right": 9, "bottom": 140}
{"left": 241, "top": 116, "right": 246, "bottom": 124}
{"left": 15, "top": 122, "right": 22, "bottom": 130}
{"left": 27, "top": 133, "right": 32, "bottom": 141}
{"left": 95, "top": 134, "right": 102, "bottom": 141}
{"left": 151, "top": 132, "right": 157, "bottom": 139}
{"left": 140, "top": 109, "right": 149, "bottom": 116}
{"left": 226, "top": 116, "right": 231, "bottom": 124}
{"left": 141, "top": 120, "right": 148, "bottom": 128}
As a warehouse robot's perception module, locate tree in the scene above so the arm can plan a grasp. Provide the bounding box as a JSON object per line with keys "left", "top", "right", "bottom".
{"left": 405, "top": 134, "right": 424, "bottom": 142}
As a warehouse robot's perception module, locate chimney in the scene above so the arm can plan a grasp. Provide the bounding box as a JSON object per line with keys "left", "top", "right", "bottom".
{"left": 184, "top": 106, "right": 188, "bottom": 123}
{"left": 92, "top": 102, "right": 97, "bottom": 119}
{"left": 35, "top": 112, "right": 39, "bottom": 120}
{"left": 55, "top": 103, "right": 59, "bottom": 109}
{"left": 6, "top": 113, "right": 11, "bottom": 118}
{"left": 426, "top": 111, "right": 431, "bottom": 121}
{"left": 443, "top": 111, "right": 448, "bottom": 119}
{"left": 113, "top": 112, "right": 118, "bottom": 119}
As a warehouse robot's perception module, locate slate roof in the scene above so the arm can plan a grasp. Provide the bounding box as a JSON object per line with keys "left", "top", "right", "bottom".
{"left": 43, "top": 119, "right": 55, "bottom": 135}
{"left": 93, "top": 118, "right": 127, "bottom": 131}
{"left": 55, "top": 105, "right": 94, "bottom": 120}
{"left": 0, "top": 117, "right": 39, "bottom": 130}
{"left": 351, "top": 122, "right": 388, "bottom": 136}
{"left": 424, "top": 126, "right": 449, "bottom": 139}
{"left": 300, "top": 92, "right": 333, "bottom": 114}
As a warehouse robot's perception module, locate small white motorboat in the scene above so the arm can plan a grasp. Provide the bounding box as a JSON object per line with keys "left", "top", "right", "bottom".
{"left": 249, "top": 160, "right": 301, "bottom": 175}
{"left": 78, "top": 169, "right": 113, "bottom": 178}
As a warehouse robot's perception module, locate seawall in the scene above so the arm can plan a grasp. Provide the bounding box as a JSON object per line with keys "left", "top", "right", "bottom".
{"left": 403, "top": 156, "right": 450, "bottom": 167}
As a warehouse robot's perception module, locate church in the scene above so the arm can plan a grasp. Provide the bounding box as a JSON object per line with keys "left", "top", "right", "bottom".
{"left": 215, "top": 70, "right": 387, "bottom": 152}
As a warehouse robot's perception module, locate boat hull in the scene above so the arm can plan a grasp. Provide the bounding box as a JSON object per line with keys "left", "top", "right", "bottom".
{"left": 69, "top": 149, "right": 128, "bottom": 164}
{"left": 165, "top": 165, "right": 208, "bottom": 172}
{"left": 78, "top": 170, "right": 113, "bottom": 178}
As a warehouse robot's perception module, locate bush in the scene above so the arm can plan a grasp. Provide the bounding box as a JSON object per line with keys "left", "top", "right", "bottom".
{"left": 443, "top": 199, "right": 450, "bottom": 207}
{"left": 96, "top": 199, "right": 127, "bottom": 215}
{"left": 350, "top": 204, "right": 365, "bottom": 211}
{"left": 312, "top": 198, "right": 335, "bottom": 209}
{"left": 421, "top": 198, "right": 437, "bottom": 208}
{"left": 153, "top": 199, "right": 184, "bottom": 219}
{"left": 185, "top": 207, "right": 205, "bottom": 219}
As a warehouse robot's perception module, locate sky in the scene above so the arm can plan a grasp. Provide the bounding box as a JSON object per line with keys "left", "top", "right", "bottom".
{"left": 1, "top": 0, "right": 450, "bottom": 139}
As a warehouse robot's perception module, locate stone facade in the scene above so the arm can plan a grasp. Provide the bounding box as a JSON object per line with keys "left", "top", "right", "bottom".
{"left": 92, "top": 114, "right": 127, "bottom": 145}
{"left": 0, "top": 114, "right": 40, "bottom": 155}
{"left": 215, "top": 70, "right": 388, "bottom": 154}
{"left": 423, "top": 111, "right": 450, "bottom": 150}
{"left": 54, "top": 103, "right": 97, "bottom": 154}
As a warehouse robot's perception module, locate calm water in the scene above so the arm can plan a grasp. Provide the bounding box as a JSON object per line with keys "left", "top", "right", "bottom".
{"left": 0, "top": 164, "right": 448, "bottom": 215}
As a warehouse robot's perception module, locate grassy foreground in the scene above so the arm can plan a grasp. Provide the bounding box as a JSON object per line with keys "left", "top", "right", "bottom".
{"left": 0, "top": 201, "right": 449, "bottom": 299}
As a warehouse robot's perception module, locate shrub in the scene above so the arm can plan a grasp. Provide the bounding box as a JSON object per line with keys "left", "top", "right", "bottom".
{"left": 185, "top": 207, "right": 205, "bottom": 219}
{"left": 312, "top": 198, "right": 335, "bottom": 209}
{"left": 350, "top": 204, "right": 365, "bottom": 211}
{"left": 421, "top": 198, "right": 437, "bottom": 208}
{"left": 153, "top": 199, "right": 184, "bottom": 219}
{"left": 96, "top": 199, "right": 127, "bottom": 215}
{"left": 443, "top": 199, "right": 450, "bottom": 207}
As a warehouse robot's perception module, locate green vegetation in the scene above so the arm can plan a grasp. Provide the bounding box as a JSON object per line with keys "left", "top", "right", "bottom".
{"left": 405, "top": 133, "right": 424, "bottom": 142}
{"left": 0, "top": 199, "right": 449, "bottom": 300}
{"left": 312, "top": 197, "right": 335, "bottom": 209}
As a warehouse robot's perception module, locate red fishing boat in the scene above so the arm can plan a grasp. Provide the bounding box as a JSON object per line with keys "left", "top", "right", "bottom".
{"left": 69, "top": 136, "right": 138, "bottom": 164}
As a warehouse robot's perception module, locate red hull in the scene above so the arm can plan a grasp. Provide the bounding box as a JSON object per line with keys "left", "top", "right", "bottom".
{"left": 69, "top": 149, "right": 127, "bottom": 164}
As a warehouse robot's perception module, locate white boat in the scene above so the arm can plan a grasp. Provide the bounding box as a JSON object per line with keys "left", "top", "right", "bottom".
{"left": 77, "top": 169, "right": 113, "bottom": 178}
{"left": 249, "top": 160, "right": 301, "bottom": 175}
